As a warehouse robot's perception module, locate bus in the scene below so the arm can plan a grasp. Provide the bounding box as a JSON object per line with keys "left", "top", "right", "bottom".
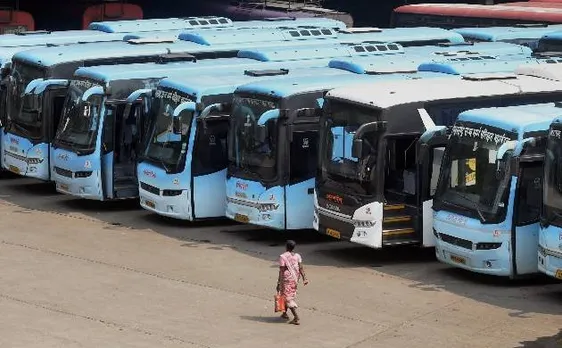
{"left": 81, "top": 2, "right": 143, "bottom": 29}
{"left": 2, "top": 26, "right": 466, "bottom": 181}
{"left": 432, "top": 102, "right": 556, "bottom": 278}
{"left": 392, "top": 3, "right": 562, "bottom": 28}
{"left": 453, "top": 24, "right": 562, "bottom": 49}
{"left": 314, "top": 65, "right": 562, "bottom": 249}
{"left": 540, "top": 117, "right": 562, "bottom": 280}
{"left": 50, "top": 42, "right": 404, "bottom": 201}
{"left": 0, "top": 6, "right": 33, "bottom": 34}
{"left": 135, "top": 44, "right": 535, "bottom": 221}
{"left": 225, "top": 57, "right": 548, "bottom": 231}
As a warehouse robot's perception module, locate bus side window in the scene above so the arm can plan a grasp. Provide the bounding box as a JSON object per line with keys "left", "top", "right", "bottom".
{"left": 192, "top": 119, "right": 229, "bottom": 176}
{"left": 102, "top": 109, "right": 114, "bottom": 154}
{"left": 516, "top": 163, "right": 543, "bottom": 225}
{"left": 290, "top": 130, "right": 318, "bottom": 185}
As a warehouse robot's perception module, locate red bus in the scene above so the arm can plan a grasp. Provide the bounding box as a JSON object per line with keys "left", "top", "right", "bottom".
{"left": 82, "top": 2, "right": 143, "bottom": 29}
{"left": 0, "top": 7, "right": 33, "bottom": 34}
{"left": 392, "top": 2, "right": 562, "bottom": 28}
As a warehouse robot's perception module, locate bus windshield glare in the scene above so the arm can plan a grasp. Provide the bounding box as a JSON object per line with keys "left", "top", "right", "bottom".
{"left": 54, "top": 81, "right": 103, "bottom": 155}
{"left": 434, "top": 122, "right": 515, "bottom": 224}
{"left": 543, "top": 127, "right": 562, "bottom": 228}
{"left": 318, "top": 101, "right": 380, "bottom": 197}
{"left": 228, "top": 95, "right": 279, "bottom": 182}
{"left": 143, "top": 89, "right": 193, "bottom": 174}
{"left": 7, "top": 62, "right": 46, "bottom": 140}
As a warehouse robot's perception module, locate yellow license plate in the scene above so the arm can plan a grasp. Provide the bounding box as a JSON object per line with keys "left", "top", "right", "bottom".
{"left": 8, "top": 165, "right": 20, "bottom": 174}
{"left": 326, "top": 228, "right": 341, "bottom": 239}
{"left": 145, "top": 200, "right": 155, "bottom": 209}
{"left": 555, "top": 270, "right": 562, "bottom": 280}
{"left": 450, "top": 254, "right": 466, "bottom": 265}
{"left": 234, "top": 213, "right": 249, "bottom": 223}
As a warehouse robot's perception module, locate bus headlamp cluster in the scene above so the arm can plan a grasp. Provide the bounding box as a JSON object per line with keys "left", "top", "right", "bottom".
{"left": 258, "top": 203, "right": 279, "bottom": 212}
{"left": 353, "top": 220, "right": 376, "bottom": 228}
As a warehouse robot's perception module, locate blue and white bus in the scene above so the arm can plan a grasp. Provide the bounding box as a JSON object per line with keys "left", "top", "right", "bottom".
{"left": 225, "top": 56, "right": 548, "bottom": 231}
{"left": 453, "top": 24, "right": 562, "bottom": 50}
{"left": 314, "top": 66, "right": 562, "bottom": 249}
{"left": 50, "top": 42, "right": 404, "bottom": 201}
{"left": 432, "top": 103, "right": 558, "bottom": 278}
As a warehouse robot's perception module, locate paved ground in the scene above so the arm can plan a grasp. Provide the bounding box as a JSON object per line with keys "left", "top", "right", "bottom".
{"left": 0, "top": 172, "right": 561, "bottom": 348}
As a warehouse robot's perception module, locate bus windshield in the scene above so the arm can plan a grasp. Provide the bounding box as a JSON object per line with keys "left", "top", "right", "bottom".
{"left": 143, "top": 89, "right": 193, "bottom": 174}
{"left": 434, "top": 122, "right": 516, "bottom": 224}
{"left": 543, "top": 127, "right": 562, "bottom": 227}
{"left": 228, "top": 95, "right": 279, "bottom": 182}
{"left": 54, "top": 81, "right": 103, "bottom": 155}
{"left": 318, "top": 101, "right": 381, "bottom": 197}
{"left": 7, "top": 62, "right": 47, "bottom": 140}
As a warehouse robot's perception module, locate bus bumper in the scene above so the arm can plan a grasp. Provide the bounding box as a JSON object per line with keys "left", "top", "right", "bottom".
{"left": 225, "top": 198, "right": 285, "bottom": 230}
{"left": 139, "top": 187, "right": 191, "bottom": 220}
{"left": 3, "top": 147, "right": 49, "bottom": 180}
{"left": 53, "top": 169, "right": 103, "bottom": 200}
{"left": 538, "top": 245, "right": 562, "bottom": 280}
{"left": 435, "top": 237, "right": 512, "bottom": 277}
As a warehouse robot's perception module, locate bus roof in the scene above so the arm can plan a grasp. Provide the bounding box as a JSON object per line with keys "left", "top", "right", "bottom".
{"left": 87, "top": 16, "right": 233, "bottom": 33}
{"left": 325, "top": 71, "right": 562, "bottom": 109}
{"left": 179, "top": 26, "right": 464, "bottom": 46}
{"left": 229, "top": 17, "right": 346, "bottom": 30}
{"left": 516, "top": 63, "right": 562, "bottom": 80}
{"left": 237, "top": 42, "right": 404, "bottom": 61}
{"left": 0, "top": 30, "right": 127, "bottom": 47}
{"left": 453, "top": 25, "right": 562, "bottom": 42}
{"left": 458, "top": 102, "right": 562, "bottom": 135}
{"left": 157, "top": 67, "right": 351, "bottom": 98}
{"left": 418, "top": 57, "right": 544, "bottom": 75}
{"left": 394, "top": 3, "right": 562, "bottom": 22}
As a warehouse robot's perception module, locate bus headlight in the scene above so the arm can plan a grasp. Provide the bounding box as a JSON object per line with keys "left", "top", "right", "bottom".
{"left": 163, "top": 189, "right": 182, "bottom": 196}
{"left": 75, "top": 171, "right": 92, "bottom": 178}
{"left": 258, "top": 203, "right": 279, "bottom": 212}
{"left": 26, "top": 157, "right": 43, "bottom": 164}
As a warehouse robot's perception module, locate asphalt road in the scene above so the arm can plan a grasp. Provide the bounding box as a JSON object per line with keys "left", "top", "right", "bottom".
{"left": 0, "top": 171, "right": 560, "bottom": 347}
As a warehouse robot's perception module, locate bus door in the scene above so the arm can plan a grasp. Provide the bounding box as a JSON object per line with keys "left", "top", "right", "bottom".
{"left": 82, "top": 2, "right": 143, "bottom": 29}
{"left": 286, "top": 108, "right": 321, "bottom": 230}
{"left": 43, "top": 82, "right": 68, "bottom": 179}
{"left": 417, "top": 126, "right": 449, "bottom": 247}
{"left": 511, "top": 141, "right": 544, "bottom": 276}
{"left": 192, "top": 103, "right": 231, "bottom": 219}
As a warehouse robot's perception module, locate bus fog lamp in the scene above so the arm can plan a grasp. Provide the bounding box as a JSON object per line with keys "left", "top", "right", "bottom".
{"left": 485, "top": 261, "right": 493, "bottom": 268}
{"left": 262, "top": 214, "right": 271, "bottom": 220}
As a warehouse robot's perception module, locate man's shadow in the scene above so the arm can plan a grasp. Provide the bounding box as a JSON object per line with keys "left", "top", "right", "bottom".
{"left": 240, "top": 315, "right": 288, "bottom": 324}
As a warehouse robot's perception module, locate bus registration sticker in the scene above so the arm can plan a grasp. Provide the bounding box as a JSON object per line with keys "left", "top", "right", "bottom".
{"left": 326, "top": 228, "right": 341, "bottom": 239}
{"left": 555, "top": 270, "right": 562, "bottom": 280}
{"left": 234, "top": 214, "right": 249, "bottom": 223}
{"left": 8, "top": 165, "right": 19, "bottom": 174}
{"left": 450, "top": 254, "right": 466, "bottom": 265}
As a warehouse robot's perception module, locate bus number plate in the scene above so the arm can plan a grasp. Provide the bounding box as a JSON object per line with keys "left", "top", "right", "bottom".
{"left": 145, "top": 200, "right": 155, "bottom": 209}
{"left": 326, "top": 228, "right": 341, "bottom": 239}
{"left": 234, "top": 214, "right": 249, "bottom": 223}
{"left": 450, "top": 254, "right": 466, "bottom": 265}
{"left": 8, "top": 165, "right": 20, "bottom": 174}
{"left": 555, "top": 270, "right": 562, "bottom": 280}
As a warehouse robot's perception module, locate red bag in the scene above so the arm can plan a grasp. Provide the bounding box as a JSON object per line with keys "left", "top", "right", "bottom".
{"left": 274, "top": 293, "right": 286, "bottom": 313}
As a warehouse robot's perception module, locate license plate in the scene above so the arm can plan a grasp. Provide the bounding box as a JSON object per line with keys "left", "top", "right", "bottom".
{"left": 326, "top": 228, "right": 341, "bottom": 239}
{"left": 234, "top": 213, "right": 249, "bottom": 223}
{"left": 8, "top": 165, "right": 20, "bottom": 174}
{"left": 450, "top": 254, "right": 466, "bottom": 265}
{"left": 58, "top": 183, "right": 69, "bottom": 192}
{"left": 555, "top": 270, "right": 562, "bottom": 280}
{"left": 145, "top": 200, "right": 155, "bottom": 209}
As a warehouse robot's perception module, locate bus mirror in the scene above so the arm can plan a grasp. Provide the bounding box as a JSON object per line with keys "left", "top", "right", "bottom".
{"left": 172, "top": 117, "right": 182, "bottom": 135}
{"left": 172, "top": 101, "right": 196, "bottom": 117}
{"left": 496, "top": 140, "right": 517, "bottom": 161}
{"left": 352, "top": 138, "right": 364, "bottom": 159}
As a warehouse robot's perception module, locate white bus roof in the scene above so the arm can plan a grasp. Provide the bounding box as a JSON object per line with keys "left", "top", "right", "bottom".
{"left": 515, "top": 63, "right": 562, "bottom": 81}
{"left": 326, "top": 66, "right": 562, "bottom": 109}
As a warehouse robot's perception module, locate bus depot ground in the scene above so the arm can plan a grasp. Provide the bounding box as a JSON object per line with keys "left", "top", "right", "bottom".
{"left": 0, "top": 171, "right": 560, "bottom": 348}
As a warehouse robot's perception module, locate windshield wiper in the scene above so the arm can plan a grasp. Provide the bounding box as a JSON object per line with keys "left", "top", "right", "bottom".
{"left": 452, "top": 193, "right": 487, "bottom": 223}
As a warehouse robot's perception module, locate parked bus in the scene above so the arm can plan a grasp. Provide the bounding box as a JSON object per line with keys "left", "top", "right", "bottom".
{"left": 50, "top": 42, "right": 404, "bottom": 200}
{"left": 314, "top": 65, "right": 562, "bottom": 249}
{"left": 433, "top": 102, "right": 557, "bottom": 278}
{"left": 135, "top": 44, "right": 535, "bottom": 221}
{"left": 0, "top": 7, "right": 34, "bottom": 34}
{"left": 392, "top": 3, "right": 562, "bottom": 28}
{"left": 2, "top": 26, "right": 466, "bottom": 181}
{"left": 225, "top": 57, "right": 547, "bottom": 230}
{"left": 81, "top": 1, "right": 143, "bottom": 29}
{"left": 453, "top": 24, "right": 562, "bottom": 49}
